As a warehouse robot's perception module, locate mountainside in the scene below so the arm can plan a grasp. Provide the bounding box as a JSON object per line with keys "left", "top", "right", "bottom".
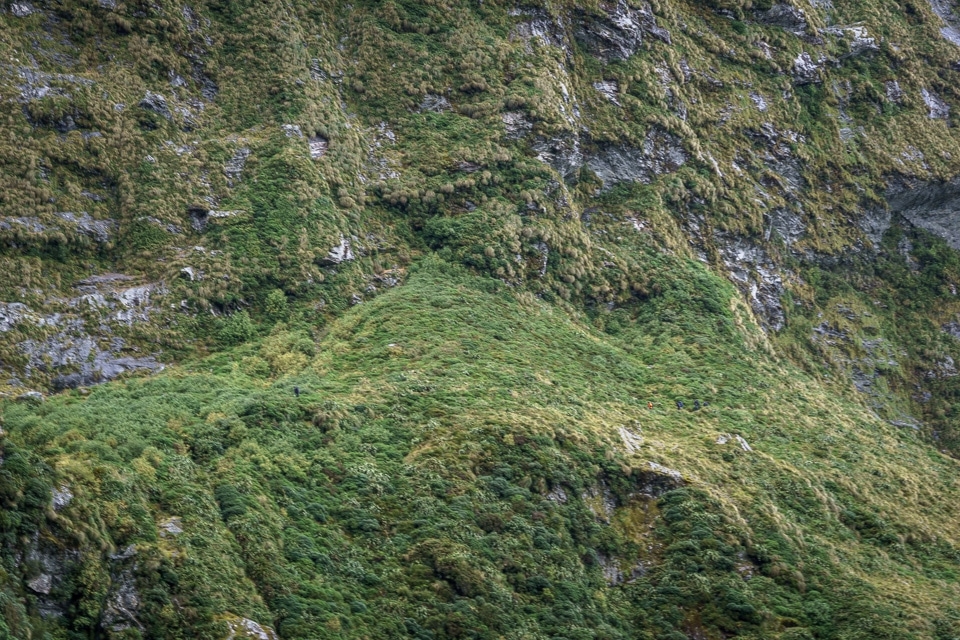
{"left": 4, "top": 0, "right": 960, "bottom": 638}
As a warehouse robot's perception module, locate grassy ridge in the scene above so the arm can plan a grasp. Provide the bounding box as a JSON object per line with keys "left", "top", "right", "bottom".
{"left": 3, "top": 259, "right": 960, "bottom": 638}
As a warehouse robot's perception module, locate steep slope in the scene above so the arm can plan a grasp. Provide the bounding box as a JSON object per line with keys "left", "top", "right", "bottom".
{"left": 4, "top": 262, "right": 960, "bottom": 639}
{"left": 4, "top": 0, "right": 960, "bottom": 637}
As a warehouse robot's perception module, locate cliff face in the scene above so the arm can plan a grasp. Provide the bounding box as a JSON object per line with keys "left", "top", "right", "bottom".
{"left": 4, "top": 0, "right": 960, "bottom": 638}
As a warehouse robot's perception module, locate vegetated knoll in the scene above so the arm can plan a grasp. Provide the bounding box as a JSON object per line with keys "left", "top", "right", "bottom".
{"left": 2, "top": 261, "right": 960, "bottom": 639}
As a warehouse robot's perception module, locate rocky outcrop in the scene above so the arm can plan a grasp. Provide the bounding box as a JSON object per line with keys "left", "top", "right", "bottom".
{"left": 886, "top": 176, "right": 960, "bottom": 250}
{"left": 139, "top": 91, "right": 171, "bottom": 120}
{"left": 793, "top": 52, "right": 822, "bottom": 85}
{"left": 922, "top": 88, "right": 951, "bottom": 120}
{"left": 532, "top": 135, "right": 584, "bottom": 181}
{"left": 823, "top": 25, "right": 880, "bottom": 57}
{"left": 717, "top": 236, "right": 787, "bottom": 331}
{"left": 225, "top": 616, "right": 279, "bottom": 640}
{"left": 575, "top": 0, "right": 670, "bottom": 62}
{"left": 322, "top": 235, "right": 355, "bottom": 265}
{"left": 224, "top": 147, "right": 250, "bottom": 186}
{"left": 585, "top": 128, "right": 687, "bottom": 188}
{"left": 755, "top": 4, "right": 808, "bottom": 35}
{"left": 927, "top": 0, "right": 960, "bottom": 46}
{"left": 510, "top": 8, "right": 567, "bottom": 51}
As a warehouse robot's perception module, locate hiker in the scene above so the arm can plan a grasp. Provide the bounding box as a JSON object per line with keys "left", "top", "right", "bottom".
{"left": 648, "top": 402, "right": 653, "bottom": 409}
{"left": 676, "top": 400, "right": 684, "bottom": 410}
{"left": 694, "top": 400, "right": 700, "bottom": 410}
{"left": 294, "top": 386, "right": 300, "bottom": 398}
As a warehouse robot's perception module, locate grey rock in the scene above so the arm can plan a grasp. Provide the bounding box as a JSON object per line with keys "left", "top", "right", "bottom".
{"left": 308, "top": 135, "right": 328, "bottom": 159}
{"left": 717, "top": 236, "right": 786, "bottom": 331}
{"left": 597, "top": 553, "right": 623, "bottom": 585}
{"left": 575, "top": 0, "right": 670, "bottom": 62}
{"left": 419, "top": 94, "right": 451, "bottom": 112}
{"left": 756, "top": 4, "right": 808, "bottom": 34}
{"left": 282, "top": 124, "right": 303, "bottom": 138}
{"left": 927, "top": 0, "right": 960, "bottom": 46}
{"left": 1, "top": 216, "right": 46, "bottom": 233}
{"left": 886, "top": 176, "right": 960, "bottom": 250}
{"left": 55, "top": 211, "right": 113, "bottom": 243}
{"left": 139, "top": 91, "right": 171, "bottom": 120}
{"left": 750, "top": 92, "right": 769, "bottom": 111}
{"left": 16, "top": 391, "right": 44, "bottom": 403}
{"left": 10, "top": 2, "right": 35, "bottom": 17}
{"left": 27, "top": 573, "right": 52, "bottom": 595}
{"left": 582, "top": 483, "right": 617, "bottom": 522}
{"left": 767, "top": 208, "right": 805, "bottom": 245}
{"left": 159, "top": 517, "right": 183, "bottom": 537}
{"left": 546, "top": 486, "right": 568, "bottom": 503}
{"left": 225, "top": 147, "right": 250, "bottom": 186}
{"left": 52, "top": 485, "right": 73, "bottom": 510}
{"left": 322, "top": 235, "right": 354, "bottom": 265}
{"left": 225, "top": 617, "right": 278, "bottom": 640}
{"left": 943, "top": 321, "right": 960, "bottom": 339}
{"left": 20, "top": 318, "right": 162, "bottom": 389}
{"left": 823, "top": 25, "right": 879, "bottom": 57}
{"left": 15, "top": 67, "right": 93, "bottom": 103}
{"left": 618, "top": 425, "right": 643, "bottom": 453}
{"left": 101, "top": 568, "right": 142, "bottom": 632}
{"left": 98, "top": 0, "right": 117, "bottom": 8}
{"left": 110, "top": 545, "right": 137, "bottom": 561}
{"left": 922, "top": 88, "right": 950, "bottom": 119}
{"left": 510, "top": 8, "right": 567, "bottom": 51}
{"left": 532, "top": 135, "right": 584, "bottom": 181}
{"left": 585, "top": 128, "right": 687, "bottom": 188}
{"left": 0, "top": 302, "right": 32, "bottom": 332}
{"left": 593, "top": 80, "right": 621, "bottom": 105}
{"left": 793, "top": 52, "right": 822, "bottom": 85}
{"left": 885, "top": 80, "right": 904, "bottom": 104}
{"left": 647, "top": 461, "right": 682, "bottom": 482}
{"left": 859, "top": 207, "right": 893, "bottom": 247}
{"left": 502, "top": 111, "right": 534, "bottom": 139}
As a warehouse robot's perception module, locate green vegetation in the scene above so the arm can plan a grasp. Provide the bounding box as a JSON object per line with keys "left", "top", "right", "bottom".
{"left": 3, "top": 262, "right": 960, "bottom": 638}
{"left": 4, "top": 0, "right": 960, "bottom": 636}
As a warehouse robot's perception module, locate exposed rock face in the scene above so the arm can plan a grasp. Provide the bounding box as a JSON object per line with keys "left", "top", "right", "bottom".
{"left": 27, "top": 573, "right": 52, "bottom": 594}
{"left": 308, "top": 135, "right": 328, "bottom": 159}
{"left": 885, "top": 80, "right": 904, "bottom": 104}
{"left": 532, "top": 135, "right": 584, "bottom": 181}
{"left": 225, "top": 616, "right": 279, "bottom": 640}
{"left": 593, "top": 80, "right": 621, "bottom": 105}
{"left": 225, "top": 147, "right": 250, "bottom": 186}
{"left": 502, "top": 111, "right": 533, "bottom": 140}
{"left": 717, "top": 236, "right": 786, "bottom": 331}
{"left": 101, "top": 566, "right": 141, "bottom": 633}
{"left": 823, "top": 25, "right": 879, "bottom": 57}
{"left": 793, "top": 52, "right": 822, "bottom": 85}
{"left": 755, "top": 4, "right": 808, "bottom": 35}
{"left": 575, "top": 0, "right": 670, "bottom": 62}
{"left": 927, "top": 0, "right": 960, "bottom": 46}
{"left": 54, "top": 211, "right": 114, "bottom": 243}
{"left": 859, "top": 207, "right": 893, "bottom": 247}
{"left": 585, "top": 128, "right": 687, "bottom": 188}
{"left": 0, "top": 303, "right": 32, "bottom": 332}
{"left": 419, "top": 94, "right": 451, "bottom": 112}
{"left": 922, "top": 88, "right": 951, "bottom": 119}
{"left": 52, "top": 485, "right": 73, "bottom": 511}
{"left": 10, "top": 2, "right": 36, "bottom": 17}
{"left": 322, "top": 235, "right": 355, "bottom": 265}
{"left": 139, "top": 91, "right": 171, "bottom": 120}
{"left": 767, "top": 208, "right": 805, "bottom": 245}
{"left": 886, "top": 176, "right": 960, "bottom": 250}
{"left": 510, "top": 7, "right": 567, "bottom": 51}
